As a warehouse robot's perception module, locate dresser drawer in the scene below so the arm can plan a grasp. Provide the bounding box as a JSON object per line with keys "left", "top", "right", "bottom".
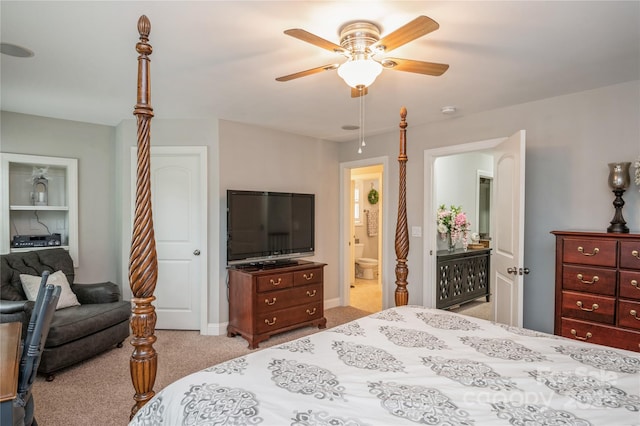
{"left": 257, "top": 301, "right": 323, "bottom": 334}
{"left": 562, "top": 265, "right": 616, "bottom": 296}
{"left": 561, "top": 318, "right": 640, "bottom": 351}
{"left": 561, "top": 291, "right": 615, "bottom": 324}
{"left": 617, "top": 300, "right": 640, "bottom": 331}
{"left": 293, "top": 268, "right": 323, "bottom": 286}
{"left": 619, "top": 270, "right": 640, "bottom": 300}
{"left": 256, "top": 283, "right": 323, "bottom": 314}
{"left": 256, "top": 273, "right": 293, "bottom": 293}
{"left": 562, "top": 237, "right": 617, "bottom": 267}
{"left": 620, "top": 240, "right": 640, "bottom": 270}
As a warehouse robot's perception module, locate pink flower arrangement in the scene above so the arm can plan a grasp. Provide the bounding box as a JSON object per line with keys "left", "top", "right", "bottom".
{"left": 437, "top": 204, "right": 471, "bottom": 247}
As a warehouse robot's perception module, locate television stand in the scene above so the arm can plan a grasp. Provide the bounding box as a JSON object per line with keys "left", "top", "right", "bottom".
{"left": 227, "top": 261, "right": 326, "bottom": 348}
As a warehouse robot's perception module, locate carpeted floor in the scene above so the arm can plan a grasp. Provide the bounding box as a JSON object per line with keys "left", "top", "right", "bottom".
{"left": 32, "top": 305, "right": 370, "bottom": 426}
{"left": 448, "top": 298, "right": 493, "bottom": 321}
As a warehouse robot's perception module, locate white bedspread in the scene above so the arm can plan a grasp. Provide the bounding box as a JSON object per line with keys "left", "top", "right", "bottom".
{"left": 130, "top": 305, "right": 640, "bottom": 425}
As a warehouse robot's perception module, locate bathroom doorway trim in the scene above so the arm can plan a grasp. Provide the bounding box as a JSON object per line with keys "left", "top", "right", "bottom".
{"left": 339, "top": 156, "right": 390, "bottom": 309}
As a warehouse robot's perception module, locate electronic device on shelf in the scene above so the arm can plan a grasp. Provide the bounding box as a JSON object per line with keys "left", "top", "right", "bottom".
{"left": 11, "top": 233, "right": 62, "bottom": 248}
{"left": 226, "top": 190, "right": 315, "bottom": 266}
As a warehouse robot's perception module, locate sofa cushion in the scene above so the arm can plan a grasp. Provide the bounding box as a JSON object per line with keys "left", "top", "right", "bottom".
{"left": 45, "top": 301, "right": 131, "bottom": 348}
{"left": 20, "top": 270, "right": 80, "bottom": 310}
{"left": 1, "top": 249, "right": 75, "bottom": 301}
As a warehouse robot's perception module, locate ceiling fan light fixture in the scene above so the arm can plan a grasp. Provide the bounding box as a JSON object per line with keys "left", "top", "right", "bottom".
{"left": 337, "top": 58, "right": 382, "bottom": 89}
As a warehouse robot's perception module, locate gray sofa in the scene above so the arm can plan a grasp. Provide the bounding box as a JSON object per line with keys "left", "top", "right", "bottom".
{"left": 0, "top": 248, "right": 130, "bottom": 380}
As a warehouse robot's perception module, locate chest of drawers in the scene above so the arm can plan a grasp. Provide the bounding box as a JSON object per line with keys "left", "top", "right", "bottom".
{"left": 227, "top": 261, "right": 326, "bottom": 348}
{"left": 552, "top": 231, "right": 640, "bottom": 352}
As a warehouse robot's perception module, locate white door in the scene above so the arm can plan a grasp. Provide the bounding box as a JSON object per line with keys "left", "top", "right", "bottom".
{"left": 492, "top": 131, "right": 526, "bottom": 326}
{"left": 131, "top": 146, "right": 207, "bottom": 330}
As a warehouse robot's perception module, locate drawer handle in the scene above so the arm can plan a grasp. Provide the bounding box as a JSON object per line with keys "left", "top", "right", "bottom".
{"left": 269, "top": 278, "right": 282, "bottom": 286}
{"left": 570, "top": 329, "right": 592, "bottom": 341}
{"left": 576, "top": 274, "right": 599, "bottom": 284}
{"left": 631, "top": 310, "right": 640, "bottom": 321}
{"left": 264, "top": 317, "right": 276, "bottom": 326}
{"left": 631, "top": 280, "right": 639, "bottom": 290}
{"left": 306, "top": 290, "right": 317, "bottom": 297}
{"left": 303, "top": 273, "right": 314, "bottom": 280}
{"left": 576, "top": 301, "right": 599, "bottom": 312}
{"left": 265, "top": 297, "right": 276, "bottom": 306}
{"left": 306, "top": 308, "right": 316, "bottom": 315}
{"left": 577, "top": 246, "right": 599, "bottom": 256}
{"left": 632, "top": 250, "right": 640, "bottom": 260}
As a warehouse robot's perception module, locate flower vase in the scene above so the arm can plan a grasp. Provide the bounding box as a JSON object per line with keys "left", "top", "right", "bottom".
{"left": 447, "top": 234, "right": 456, "bottom": 252}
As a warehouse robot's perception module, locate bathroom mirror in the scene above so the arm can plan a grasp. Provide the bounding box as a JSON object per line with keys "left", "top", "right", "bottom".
{"left": 478, "top": 177, "right": 491, "bottom": 239}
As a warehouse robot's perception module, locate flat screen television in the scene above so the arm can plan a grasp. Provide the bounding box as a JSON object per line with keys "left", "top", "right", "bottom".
{"left": 226, "top": 190, "right": 315, "bottom": 266}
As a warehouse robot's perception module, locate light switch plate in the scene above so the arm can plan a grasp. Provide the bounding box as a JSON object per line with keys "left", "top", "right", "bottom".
{"left": 411, "top": 226, "right": 422, "bottom": 237}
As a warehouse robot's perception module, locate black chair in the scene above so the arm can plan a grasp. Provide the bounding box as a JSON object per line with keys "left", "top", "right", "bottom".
{"left": 13, "top": 271, "right": 61, "bottom": 426}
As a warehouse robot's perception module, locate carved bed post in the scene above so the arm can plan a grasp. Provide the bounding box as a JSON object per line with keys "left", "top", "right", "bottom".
{"left": 394, "top": 107, "right": 409, "bottom": 306}
{"left": 129, "top": 15, "right": 158, "bottom": 420}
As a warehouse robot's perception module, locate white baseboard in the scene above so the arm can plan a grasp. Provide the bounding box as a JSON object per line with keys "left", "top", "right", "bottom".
{"left": 204, "top": 322, "right": 228, "bottom": 336}
{"left": 324, "top": 297, "right": 341, "bottom": 309}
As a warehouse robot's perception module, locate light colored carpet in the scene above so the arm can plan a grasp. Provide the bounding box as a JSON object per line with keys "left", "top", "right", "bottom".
{"left": 448, "top": 298, "right": 493, "bottom": 321}
{"left": 31, "top": 305, "right": 370, "bottom": 426}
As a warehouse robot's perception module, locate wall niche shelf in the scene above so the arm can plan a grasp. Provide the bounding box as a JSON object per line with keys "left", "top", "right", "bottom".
{"left": 1, "top": 153, "right": 78, "bottom": 266}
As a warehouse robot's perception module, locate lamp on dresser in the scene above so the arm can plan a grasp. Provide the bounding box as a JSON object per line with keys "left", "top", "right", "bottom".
{"left": 606, "top": 162, "right": 631, "bottom": 233}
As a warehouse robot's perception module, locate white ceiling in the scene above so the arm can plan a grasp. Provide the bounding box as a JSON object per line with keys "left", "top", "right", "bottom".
{"left": 1, "top": 1, "right": 639, "bottom": 142}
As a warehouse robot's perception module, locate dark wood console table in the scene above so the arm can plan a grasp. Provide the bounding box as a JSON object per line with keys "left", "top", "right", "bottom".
{"left": 436, "top": 248, "right": 491, "bottom": 309}
{"left": 227, "top": 260, "right": 326, "bottom": 348}
{"left": 0, "top": 322, "right": 22, "bottom": 425}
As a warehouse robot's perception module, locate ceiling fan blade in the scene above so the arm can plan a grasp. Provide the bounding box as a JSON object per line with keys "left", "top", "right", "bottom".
{"left": 284, "top": 29, "right": 347, "bottom": 54}
{"left": 382, "top": 58, "right": 449, "bottom": 76}
{"left": 276, "top": 64, "right": 340, "bottom": 82}
{"left": 372, "top": 16, "right": 440, "bottom": 53}
{"left": 351, "top": 87, "right": 368, "bottom": 97}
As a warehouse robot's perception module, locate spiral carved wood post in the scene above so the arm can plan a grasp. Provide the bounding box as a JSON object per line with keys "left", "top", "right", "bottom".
{"left": 129, "top": 15, "right": 158, "bottom": 420}
{"left": 394, "top": 107, "right": 409, "bottom": 306}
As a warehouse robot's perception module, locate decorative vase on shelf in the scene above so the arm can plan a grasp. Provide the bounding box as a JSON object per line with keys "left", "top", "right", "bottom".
{"left": 448, "top": 234, "right": 456, "bottom": 252}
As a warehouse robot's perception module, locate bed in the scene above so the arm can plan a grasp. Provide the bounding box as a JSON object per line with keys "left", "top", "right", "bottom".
{"left": 129, "top": 305, "right": 640, "bottom": 425}
{"left": 126, "top": 16, "right": 640, "bottom": 425}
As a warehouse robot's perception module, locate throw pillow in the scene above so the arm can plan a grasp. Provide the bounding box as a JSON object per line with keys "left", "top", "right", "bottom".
{"left": 20, "top": 270, "right": 81, "bottom": 310}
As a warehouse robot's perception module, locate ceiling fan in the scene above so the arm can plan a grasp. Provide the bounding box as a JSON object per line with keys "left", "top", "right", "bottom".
{"left": 275, "top": 15, "right": 449, "bottom": 97}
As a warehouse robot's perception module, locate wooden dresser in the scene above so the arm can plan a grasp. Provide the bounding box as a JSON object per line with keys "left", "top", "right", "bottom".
{"left": 436, "top": 248, "right": 491, "bottom": 309}
{"left": 227, "top": 261, "right": 326, "bottom": 348}
{"left": 552, "top": 231, "right": 640, "bottom": 352}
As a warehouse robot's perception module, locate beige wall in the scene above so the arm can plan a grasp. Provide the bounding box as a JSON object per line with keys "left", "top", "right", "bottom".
{"left": 218, "top": 120, "right": 342, "bottom": 322}
{"left": 3, "top": 80, "right": 639, "bottom": 334}
{"left": 338, "top": 80, "right": 640, "bottom": 333}
{"left": 1, "top": 111, "right": 116, "bottom": 284}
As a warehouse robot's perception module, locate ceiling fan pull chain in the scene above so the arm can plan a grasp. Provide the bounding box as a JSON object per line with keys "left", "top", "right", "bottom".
{"left": 357, "top": 88, "right": 363, "bottom": 153}
{"left": 361, "top": 93, "right": 366, "bottom": 148}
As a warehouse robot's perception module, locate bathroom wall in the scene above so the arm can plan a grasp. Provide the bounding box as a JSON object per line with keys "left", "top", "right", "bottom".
{"left": 434, "top": 152, "right": 494, "bottom": 250}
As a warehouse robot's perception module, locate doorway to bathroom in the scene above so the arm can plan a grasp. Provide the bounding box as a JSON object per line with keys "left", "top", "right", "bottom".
{"left": 339, "top": 157, "right": 388, "bottom": 313}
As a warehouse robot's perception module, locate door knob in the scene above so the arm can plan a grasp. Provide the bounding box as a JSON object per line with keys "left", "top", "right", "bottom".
{"left": 519, "top": 267, "right": 530, "bottom": 275}
{"left": 507, "top": 267, "right": 517, "bottom": 275}
{"left": 193, "top": 249, "right": 201, "bottom": 256}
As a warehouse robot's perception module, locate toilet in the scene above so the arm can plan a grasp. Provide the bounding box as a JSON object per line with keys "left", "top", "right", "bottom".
{"left": 354, "top": 243, "right": 378, "bottom": 280}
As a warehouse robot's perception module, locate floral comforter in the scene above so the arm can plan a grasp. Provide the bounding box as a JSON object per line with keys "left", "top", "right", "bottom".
{"left": 130, "top": 305, "right": 640, "bottom": 425}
